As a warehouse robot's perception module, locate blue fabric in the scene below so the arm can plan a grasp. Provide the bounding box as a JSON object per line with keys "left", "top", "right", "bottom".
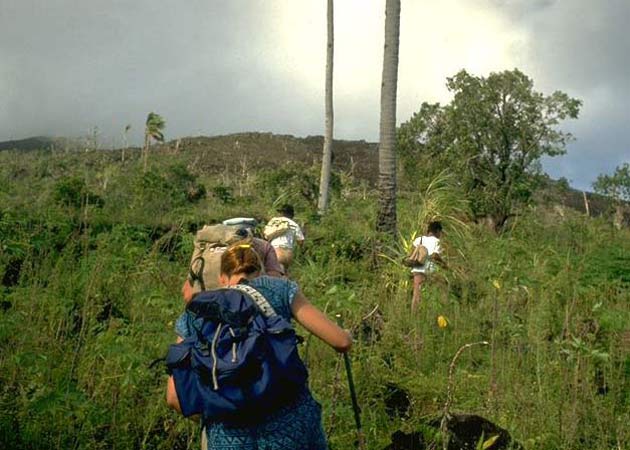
{"left": 174, "top": 276, "right": 327, "bottom": 450}
{"left": 204, "top": 389, "right": 327, "bottom": 450}
{"left": 175, "top": 276, "right": 298, "bottom": 339}
{"left": 168, "top": 286, "right": 308, "bottom": 422}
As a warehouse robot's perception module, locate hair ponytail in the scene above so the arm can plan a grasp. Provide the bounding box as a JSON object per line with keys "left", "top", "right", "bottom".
{"left": 221, "top": 241, "right": 262, "bottom": 277}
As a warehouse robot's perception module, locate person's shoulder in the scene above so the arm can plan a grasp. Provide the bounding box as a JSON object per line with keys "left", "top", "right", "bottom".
{"left": 251, "top": 276, "right": 299, "bottom": 303}
{"left": 251, "top": 275, "right": 290, "bottom": 290}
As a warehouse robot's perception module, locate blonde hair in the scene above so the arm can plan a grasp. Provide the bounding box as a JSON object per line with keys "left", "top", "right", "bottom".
{"left": 221, "top": 240, "right": 262, "bottom": 277}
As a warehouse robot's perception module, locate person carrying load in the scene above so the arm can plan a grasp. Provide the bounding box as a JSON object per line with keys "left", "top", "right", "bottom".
{"left": 166, "top": 242, "right": 352, "bottom": 449}
{"left": 264, "top": 204, "right": 304, "bottom": 273}
{"left": 182, "top": 222, "right": 284, "bottom": 302}
{"left": 408, "top": 221, "right": 447, "bottom": 312}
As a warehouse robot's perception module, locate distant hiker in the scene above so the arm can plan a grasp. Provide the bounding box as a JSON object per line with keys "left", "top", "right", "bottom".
{"left": 264, "top": 204, "right": 304, "bottom": 272}
{"left": 182, "top": 223, "right": 284, "bottom": 303}
{"left": 167, "top": 242, "right": 352, "bottom": 449}
{"left": 410, "top": 221, "right": 446, "bottom": 311}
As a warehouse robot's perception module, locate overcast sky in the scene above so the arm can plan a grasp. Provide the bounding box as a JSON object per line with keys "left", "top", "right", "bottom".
{"left": 1, "top": 0, "right": 628, "bottom": 190}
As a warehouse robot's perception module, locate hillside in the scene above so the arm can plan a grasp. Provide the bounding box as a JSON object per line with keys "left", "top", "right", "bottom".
{"left": 0, "top": 136, "right": 84, "bottom": 152}
{"left": 165, "top": 133, "right": 627, "bottom": 222}
{"left": 0, "top": 136, "right": 57, "bottom": 151}
{"left": 161, "top": 132, "right": 379, "bottom": 183}
{"left": 2, "top": 132, "right": 619, "bottom": 220}
{"left": 2, "top": 134, "right": 630, "bottom": 450}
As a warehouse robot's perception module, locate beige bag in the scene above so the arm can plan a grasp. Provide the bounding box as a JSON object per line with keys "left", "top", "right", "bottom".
{"left": 263, "top": 217, "right": 290, "bottom": 241}
{"left": 402, "top": 237, "right": 429, "bottom": 267}
{"left": 188, "top": 225, "right": 249, "bottom": 294}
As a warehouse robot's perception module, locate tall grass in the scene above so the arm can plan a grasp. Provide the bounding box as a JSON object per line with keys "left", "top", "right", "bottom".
{"left": 1, "top": 149, "right": 630, "bottom": 449}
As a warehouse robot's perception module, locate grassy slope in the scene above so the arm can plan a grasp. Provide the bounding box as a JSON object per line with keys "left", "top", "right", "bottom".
{"left": 1, "top": 143, "right": 630, "bottom": 449}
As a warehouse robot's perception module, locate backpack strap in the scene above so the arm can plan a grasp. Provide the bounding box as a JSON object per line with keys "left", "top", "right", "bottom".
{"left": 189, "top": 256, "right": 206, "bottom": 291}
{"left": 230, "top": 284, "right": 278, "bottom": 318}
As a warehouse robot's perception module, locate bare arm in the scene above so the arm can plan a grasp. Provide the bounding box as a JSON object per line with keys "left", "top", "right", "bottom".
{"left": 166, "top": 335, "right": 184, "bottom": 411}
{"left": 291, "top": 290, "right": 352, "bottom": 353}
{"left": 296, "top": 226, "right": 305, "bottom": 246}
{"left": 182, "top": 279, "right": 193, "bottom": 304}
{"left": 166, "top": 376, "right": 182, "bottom": 413}
{"left": 432, "top": 252, "right": 448, "bottom": 269}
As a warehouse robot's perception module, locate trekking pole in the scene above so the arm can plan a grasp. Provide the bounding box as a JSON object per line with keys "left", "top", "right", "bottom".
{"left": 335, "top": 313, "right": 366, "bottom": 450}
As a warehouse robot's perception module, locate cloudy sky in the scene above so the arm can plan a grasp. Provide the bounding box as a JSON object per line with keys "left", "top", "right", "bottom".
{"left": 1, "top": 0, "right": 628, "bottom": 190}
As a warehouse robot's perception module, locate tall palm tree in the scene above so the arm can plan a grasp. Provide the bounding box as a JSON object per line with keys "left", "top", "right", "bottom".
{"left": 122, "top": 124, "right": 131, "bottom": 163}
{"left": 317, "top": 0, "right": 334, "bottom": 215}
{"left": 376, "top": 0, "right": 401, "bottom": 237}
{"left": 143, "top": 112, "right": 165, "bottom": 173}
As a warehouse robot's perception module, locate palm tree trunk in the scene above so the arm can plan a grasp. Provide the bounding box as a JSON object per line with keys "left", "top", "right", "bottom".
{"left": 318, "top": 0, "right": 334, "bottom": 215}
{"left": 142, "top": 132, "right": 149, "bottom": 173}
{"left": 376, "top": 0, "right": 401, "bottom": 236}
{"left": 122, "top": 134, "right": 128, "bottom": 164}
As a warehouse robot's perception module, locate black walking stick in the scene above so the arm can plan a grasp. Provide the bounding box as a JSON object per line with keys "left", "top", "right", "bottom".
{"left": 336, "top": 314, "right": 366, "bottom": 450}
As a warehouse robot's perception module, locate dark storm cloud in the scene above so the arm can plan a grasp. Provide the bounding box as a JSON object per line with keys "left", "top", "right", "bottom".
{"left": 0, "top": 0, "right": 321, "bottom": 146}
{"left": 1, "top": 0, "right": 628, "bottom": 191}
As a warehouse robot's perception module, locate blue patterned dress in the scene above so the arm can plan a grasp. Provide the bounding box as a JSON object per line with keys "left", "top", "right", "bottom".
{"left": 174, "top": 276, "right": 328, "bottom": 450}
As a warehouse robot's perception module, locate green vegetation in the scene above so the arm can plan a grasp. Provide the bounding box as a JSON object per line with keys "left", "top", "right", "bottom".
{"left": 1, "top": 136, "right": 629, "bottom": 450}
{"left": 594, "top": 163, "right": 630, "bottom": 202}
{"left": 398, "top": 69, "right": 581, "bottom": 231}
{"left": 594, "top": 163, "right": 630, "bottom": 229}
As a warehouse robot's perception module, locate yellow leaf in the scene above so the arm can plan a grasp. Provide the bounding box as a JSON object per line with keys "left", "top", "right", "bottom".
{"left": 437, "top": 315, "right": 448, "bottom": 328}
{"left": 482, "top": 434, "right": 499, "bottom": 449}
{"left": 492, "top": 280, "right": 501, "bottom": 290}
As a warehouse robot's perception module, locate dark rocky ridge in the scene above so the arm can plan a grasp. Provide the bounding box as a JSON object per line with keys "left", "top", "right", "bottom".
{"left": 1, "top": 132, "right": 620, "bottom": 218}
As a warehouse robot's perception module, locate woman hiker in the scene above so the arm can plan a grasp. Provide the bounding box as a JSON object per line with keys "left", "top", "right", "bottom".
{"left": 167, "top": 242, "right": 352, "bottom": 449}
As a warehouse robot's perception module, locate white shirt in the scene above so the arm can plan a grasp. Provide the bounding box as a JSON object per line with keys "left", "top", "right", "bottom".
{"left": 410, "top": 235, "right": 441, "bottom": 274}
{"left": 269, "top": 217, "right": 304, "bottom": 250}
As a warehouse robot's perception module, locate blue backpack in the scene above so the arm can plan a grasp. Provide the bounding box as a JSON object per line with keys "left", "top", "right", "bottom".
{"left": 166, "top": 284, "right": 308, "bottom": 423}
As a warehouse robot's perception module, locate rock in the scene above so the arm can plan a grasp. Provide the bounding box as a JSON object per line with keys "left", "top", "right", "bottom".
{"left": 383, "top": 414, "right": 523, "bottom": 450}
{"left": 382, "top": 430, "right": 426, "bottom": 450}
{"left": 383, "top": 383, "right": 411, "bottom": 419}
{"left": 441, "top": 414, "right": 523, "bottom": 450}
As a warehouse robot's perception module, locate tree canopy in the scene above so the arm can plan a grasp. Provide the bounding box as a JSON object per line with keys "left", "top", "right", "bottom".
{"left": 398, "top": 69, "right": 581, "bottom": 230}
{"left": 593, "top": 162, "right": 630, "bottom": 203}
{"left": 145, "top": 112, "right": 165, "bottom": 144}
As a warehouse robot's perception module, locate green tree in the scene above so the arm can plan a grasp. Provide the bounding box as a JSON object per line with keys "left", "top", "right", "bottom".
{"left": 142, "top": 112, "right": 165, "bottom": 173}
{"left": 398, "top": 69, "right": 581, "bottom": 231}
{"left": 593, "top": 162, "right": 630, "bottom": 229}
{"left": 376, "top": 0, "right": 401, "bottom": 237}
{"left": 317, "top": 0, "right": 334, "bottom": 215}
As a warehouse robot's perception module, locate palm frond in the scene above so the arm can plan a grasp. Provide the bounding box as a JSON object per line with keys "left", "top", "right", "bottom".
{"left": 144, "top": 112, "right": 166, "bottom": 144}
{"left": 150, "top": 131, "right": 164, "bottom": 142}
{"left": 403, "top": 169, "right": 471, "bottom": 242}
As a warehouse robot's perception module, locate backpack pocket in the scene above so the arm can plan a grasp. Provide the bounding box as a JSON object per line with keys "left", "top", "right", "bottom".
{"left": 165, "top": 340, "right": 193, "bottom": 373}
